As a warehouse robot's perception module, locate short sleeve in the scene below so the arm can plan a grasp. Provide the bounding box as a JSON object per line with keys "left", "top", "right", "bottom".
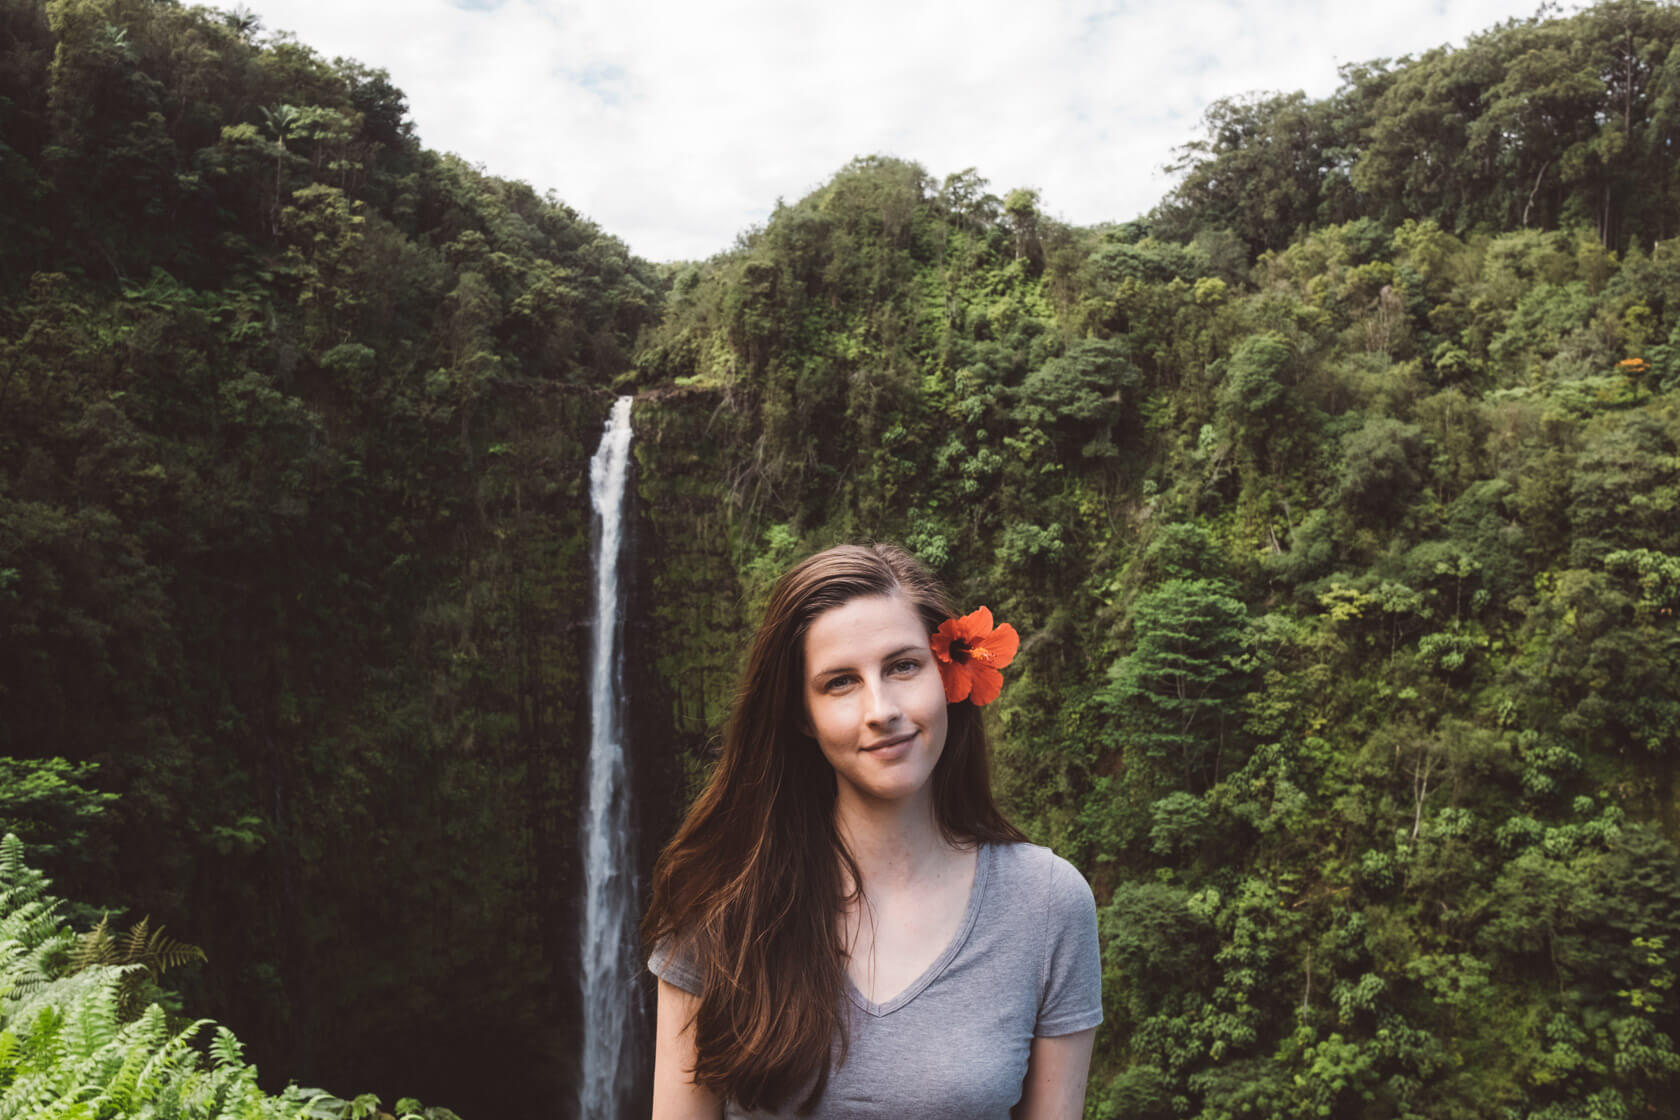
{"left": 1035, "top": 855, "right": 1103, "bottom": 1037}
{"left": 648, "top": 936, "right": 703, "bottom": 995}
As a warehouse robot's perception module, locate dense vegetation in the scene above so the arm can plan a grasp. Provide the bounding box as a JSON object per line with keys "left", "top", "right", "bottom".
{"left": 4, "top": 0, "right": 1680, "bottom": 1116}
{"left": 1, "top": 0, "right": 659, "bottom": 1111}
{"left": 632, "top": 4, "right": 1680, "bottom": 1116}
{"left": 0, "top": 833, "right": 460, "bottom": 1119}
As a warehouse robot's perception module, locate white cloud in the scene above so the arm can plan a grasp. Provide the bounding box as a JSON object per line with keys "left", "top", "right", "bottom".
{"left": 244, "top": 0, "right": 1560, "bottom": 261}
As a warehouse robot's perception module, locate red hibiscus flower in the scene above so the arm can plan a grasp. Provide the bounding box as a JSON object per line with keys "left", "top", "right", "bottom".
{"left": 930, "top": 607, "right": 1019, "bottom": 706}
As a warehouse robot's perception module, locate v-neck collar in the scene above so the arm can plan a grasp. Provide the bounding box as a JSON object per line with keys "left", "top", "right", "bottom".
{"left": 844, "top": 841, "right": 993, "bottom": 1018}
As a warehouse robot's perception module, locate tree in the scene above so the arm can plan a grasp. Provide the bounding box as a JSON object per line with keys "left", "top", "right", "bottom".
{"left": 1107, "top": 579, "right": 1252, "bottom": 791}
{"left": 1004, "top": 186, "right": 1040, "bottom": 264}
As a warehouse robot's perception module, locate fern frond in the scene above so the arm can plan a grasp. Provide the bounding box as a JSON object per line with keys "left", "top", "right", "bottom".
{"left": 10, "top": 981, "right": 74, "bottom": 1058}
{"left": 0, "top": 839, "right": 383, "bottom": 1120}
{"left": 0, "top": 898, "right": 67, "bottom": 960}
{"left": 68, "top": 916, "right": 115, "bottom": 973}
{"left": 134, "top": 1016, "right": 212, "bottom": 1101}
{"left": 60, "top": 971, "right": 119, "bottom": 1059}
{"left": 1, "top": 944, "right": 74, "bottom": 1031}
{"left": 151, "top": 1063, "right": 201, "bottom": 1115}
{"left": 0, "top": 837, "right": 30, "bottom": 890}
{"left": 294, "top": 1087, "right": 353, "bottom": 1119}
{"left": 0, "top": 1070, "right": 56, "bottom": 1120}
{"left": 20, "top": 929, "right": 75, "bottom": 981}
{"left": 119, "top": 917, "right": 149, "bottom": 968}
{"left": 212, "top": 1024, "right": 246, "bottom": 1071}
{"left": 1, "top": 928, "right": 75, "bottom": 1016}
{"left": 67, "top": 915, "right": 208, "bottom": 1020}
{"left": 0, "top": 839, "right": 58, "bottom": 947}
{"left": 94, "top": 1003, "right": 164, "bottom": 1111}
{"left": 188, "top": 1061, "right": 242, "bottom": 1116}
{"left": 120, "top": 1000, "right": 168, "bottom": 1053}
{"left": 140, "top": 923, "right": 207, "bottom": 973}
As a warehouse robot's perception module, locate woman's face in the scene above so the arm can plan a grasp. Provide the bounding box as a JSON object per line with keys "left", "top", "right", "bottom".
{"left": 801, "top": 593, "right": 949, "bottom": 809}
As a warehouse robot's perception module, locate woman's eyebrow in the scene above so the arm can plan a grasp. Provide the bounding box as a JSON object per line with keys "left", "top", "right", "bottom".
{"left": 809, "top": 645, "right": 925, "bottom": 681}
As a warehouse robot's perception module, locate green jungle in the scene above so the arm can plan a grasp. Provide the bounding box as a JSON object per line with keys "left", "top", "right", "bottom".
{"left": 3, "top": 0, "right": 1680, "bottom": 1116}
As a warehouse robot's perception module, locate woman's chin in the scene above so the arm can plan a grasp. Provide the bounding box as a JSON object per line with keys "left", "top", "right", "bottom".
{"left": 838, "top": 775, "right": 936, "bottom": 808}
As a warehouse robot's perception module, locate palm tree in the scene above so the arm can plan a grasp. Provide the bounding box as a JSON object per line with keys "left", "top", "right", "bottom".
{"left": 260, "top": 104, "right": 301, "bottom": 232}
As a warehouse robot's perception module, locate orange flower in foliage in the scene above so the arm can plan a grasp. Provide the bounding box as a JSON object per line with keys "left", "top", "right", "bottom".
{"left": 1618, "top": 357, "right": 1650, "bottom": 374}
{"left": 930, "top": 607, "right": 1019, "bottom": 706}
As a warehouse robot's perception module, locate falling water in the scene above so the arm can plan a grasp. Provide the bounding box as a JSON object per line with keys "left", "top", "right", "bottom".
{"left": 579, "top": 395, "right": 636, "bottom": 1119}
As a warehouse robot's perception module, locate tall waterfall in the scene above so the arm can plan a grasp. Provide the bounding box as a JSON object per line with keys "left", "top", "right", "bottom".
{"left": 579, "top": 395, "right": 636, "bottom": 1119}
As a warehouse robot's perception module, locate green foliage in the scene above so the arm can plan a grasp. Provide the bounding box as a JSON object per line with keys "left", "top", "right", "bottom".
{"left": 630, "top": 13, "right": 1680, "bottom": 1113}
{"left": 1334, "top": 416, "right": 1424, "bottom": 521}
{"left": 0, "top": 0, "right": 656, "bottom": 1106}
{"left": 10, "top": 0, "right": 1680, "bottom": 1113}
{"left": 0, "top": 758, "right": 115, "bottom": 866}
{"left": 0, "top": 833, "right": 451, "bottom": 1119}
{"left": 70, "top": 913, "right": 207, "bottom": 1018}
{"left": 1160, "top": 3, "right": 1680, "bottom": 258}
{"left": 1219, "top": 331, "right": 1294, "bottom": 417}
{"left": 1105, "top": 580, "right": 1252, "bottom": 792}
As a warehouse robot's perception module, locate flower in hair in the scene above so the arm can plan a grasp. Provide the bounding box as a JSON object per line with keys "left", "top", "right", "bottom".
{"left": 930, "top": 607, "right": 1019, "bottom": 706}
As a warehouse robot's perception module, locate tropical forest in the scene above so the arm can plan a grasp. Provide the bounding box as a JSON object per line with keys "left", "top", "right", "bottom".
{"left": 1, "top": 0, "right": 1678, "bottom": 1116}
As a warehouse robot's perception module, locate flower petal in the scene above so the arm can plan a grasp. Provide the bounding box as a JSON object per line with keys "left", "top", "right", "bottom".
{"left": 952, "top": 606, "right": 994, "bottom": 643}
{"left": 967, "top": 664, "right": 1005, "bottom": 706}
{"left": 936, "top": 658, "right": 971, "bottom": 702}
{"left": 977, "top": 622, "right": 1019, "bottom": 670}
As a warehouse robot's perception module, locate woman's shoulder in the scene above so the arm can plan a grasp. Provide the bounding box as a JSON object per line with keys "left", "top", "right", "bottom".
{"left": 986, "top": 838, "right": 1086, "bottom": 877}
{"left": 983, "top": 840, "right": 1095, "bottom": 909}
{"left": 648, "top": 933, "right": 704, "bottom": 995}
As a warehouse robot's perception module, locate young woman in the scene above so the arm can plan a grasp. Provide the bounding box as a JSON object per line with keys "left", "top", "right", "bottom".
{"left": 644, "top": 543, "right": 1100, "bottom": 1119}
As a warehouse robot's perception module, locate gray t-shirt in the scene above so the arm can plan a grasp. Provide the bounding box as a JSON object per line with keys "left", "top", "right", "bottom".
{"left": 648, "top": 841, "right": 1103, "bottom": 1119}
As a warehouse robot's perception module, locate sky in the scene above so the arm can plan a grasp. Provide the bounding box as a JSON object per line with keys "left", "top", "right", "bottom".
{"left": 244, "top": 0, "right": 1566, "bottom": 262}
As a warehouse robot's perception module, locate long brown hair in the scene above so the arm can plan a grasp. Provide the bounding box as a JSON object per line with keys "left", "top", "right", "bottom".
{"left": 642, "top": 542, "right": 1024, "bottom": 1113}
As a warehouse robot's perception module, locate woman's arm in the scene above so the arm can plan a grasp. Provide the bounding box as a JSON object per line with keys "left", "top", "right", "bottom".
{"left": 652, "top": 977, "right": 725, "bottom": 1120}
{"left": 1013, "top": 1027, "right": 1097, "bottom": 1120}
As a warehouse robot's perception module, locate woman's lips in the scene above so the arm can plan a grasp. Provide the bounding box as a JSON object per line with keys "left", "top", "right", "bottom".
{"left": 861, "top": 733, "right": 915, "bottom": 755}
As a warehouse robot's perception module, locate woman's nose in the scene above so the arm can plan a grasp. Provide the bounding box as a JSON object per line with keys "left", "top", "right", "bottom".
{"left": 863, "top": 677, "right": 902, "bottom": 726}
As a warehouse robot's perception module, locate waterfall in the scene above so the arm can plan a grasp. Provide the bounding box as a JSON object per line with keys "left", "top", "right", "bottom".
{"left": 579, "top": 395, "right": 636, "bottom": 1119}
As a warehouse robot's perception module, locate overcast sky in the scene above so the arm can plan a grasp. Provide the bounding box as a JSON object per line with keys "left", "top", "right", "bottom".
{"left": 244, "top": 0, "right": 1561, "bottom": 262}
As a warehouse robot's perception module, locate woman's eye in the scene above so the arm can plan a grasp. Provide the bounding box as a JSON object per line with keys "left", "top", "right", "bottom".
{"left": 823, "top": 675, "right": 856, "bottom": 692}
{"left": 892, "top": 659, "right": 921, "bottom": 675}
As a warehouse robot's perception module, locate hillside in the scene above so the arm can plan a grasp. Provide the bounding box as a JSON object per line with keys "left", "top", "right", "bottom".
{"left": 2, "top": 0, "right": 658, "bottom": 1109}
{"left": 629, "top": 5, "right": 1680, "bottom": 1114}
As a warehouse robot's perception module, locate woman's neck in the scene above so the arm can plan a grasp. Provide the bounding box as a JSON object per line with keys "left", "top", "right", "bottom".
{"left": 835, "top": 791, "right": 962, "bottom": 893}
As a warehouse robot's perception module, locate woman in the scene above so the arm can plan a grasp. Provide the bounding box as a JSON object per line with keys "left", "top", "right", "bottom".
{"left": 644, "top": 543, "right": 1100, "bottom": 1118}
